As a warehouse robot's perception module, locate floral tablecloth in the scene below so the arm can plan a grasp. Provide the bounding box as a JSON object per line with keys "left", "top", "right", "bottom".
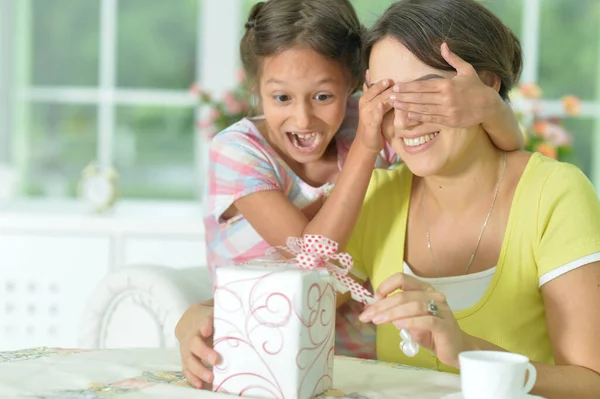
{"left": 0, "top": 347, "right": 461, "bottom": 398}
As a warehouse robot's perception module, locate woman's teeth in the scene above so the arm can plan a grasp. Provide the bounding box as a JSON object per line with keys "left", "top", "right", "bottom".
{"left": 403, "top": 132, "right": 439, "bottom": 147}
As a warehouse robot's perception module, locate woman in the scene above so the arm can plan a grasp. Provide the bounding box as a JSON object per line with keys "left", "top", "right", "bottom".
{"left": 352, "top": 0, "right": 600, "bottom": 397}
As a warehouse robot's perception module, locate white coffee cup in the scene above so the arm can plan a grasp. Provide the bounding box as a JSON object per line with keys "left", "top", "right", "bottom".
{"left": 459, "top": 351, "right": 537, "bottom": 399}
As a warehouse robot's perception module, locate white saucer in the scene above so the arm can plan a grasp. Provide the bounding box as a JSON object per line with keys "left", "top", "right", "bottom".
{"left": 442, "top": 393, "right": 546, "bottom": 399}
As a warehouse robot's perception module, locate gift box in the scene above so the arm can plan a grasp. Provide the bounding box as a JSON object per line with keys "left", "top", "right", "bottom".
{"left": 212, "top": 261, "right": 336, "bottom": 399}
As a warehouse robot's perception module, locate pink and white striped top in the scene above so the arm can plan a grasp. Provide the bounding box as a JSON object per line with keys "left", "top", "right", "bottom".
{"left": 203, "top": 100, "right": 397, "bottom": 278}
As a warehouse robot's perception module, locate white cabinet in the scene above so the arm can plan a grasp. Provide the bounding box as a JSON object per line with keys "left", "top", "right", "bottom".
{"left": 0, "top": 234, "right": 112, "bottom": 350}
{"left": 0, "top": 199, "right": 206, "bottom": 351}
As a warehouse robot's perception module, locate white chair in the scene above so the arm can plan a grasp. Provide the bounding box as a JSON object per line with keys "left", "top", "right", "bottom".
{"left": 79, "top": 265, "right": 212, "bottom": 349}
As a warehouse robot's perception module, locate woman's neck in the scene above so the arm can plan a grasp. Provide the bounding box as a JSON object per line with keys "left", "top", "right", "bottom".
{"left": 418, "top": 141, "right": 505, "bottom": 214}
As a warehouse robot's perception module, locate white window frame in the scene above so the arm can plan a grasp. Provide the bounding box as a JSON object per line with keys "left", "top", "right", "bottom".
{"left": 0, "top": 0, "right": 14, "bottom": 164}
{"left": 13, "top": 0, "right": 242, "bottom": 201}
{"left": 7, "top": 0, "right": 600, "bottom": 199}
{"left": 519, "top": 0, "right": 600, "bottom": 188}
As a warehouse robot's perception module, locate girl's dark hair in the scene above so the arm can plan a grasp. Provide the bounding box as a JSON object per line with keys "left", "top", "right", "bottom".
{"left": 364, "top": 0, "right": 523, "bottom": 100}
{"left": 240, "top": 0, "right": 365, "bottom": 91}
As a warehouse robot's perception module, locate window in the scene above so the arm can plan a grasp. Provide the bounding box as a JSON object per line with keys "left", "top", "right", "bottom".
{"left": 5, "top": 0, "right": 600, "bottom": 203}
{"left": 535, "top": 0, "right": 600, "bottom": 179}
{"left": 10, "top": 0, "right": 241, "bottom": 201}
{"left": 0, "top": 0, "right": 15, "bottom": 165}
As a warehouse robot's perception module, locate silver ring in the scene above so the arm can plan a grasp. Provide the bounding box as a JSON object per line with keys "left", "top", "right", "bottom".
{"left": 427, "top": 299, "right": 439, "bottom": 317}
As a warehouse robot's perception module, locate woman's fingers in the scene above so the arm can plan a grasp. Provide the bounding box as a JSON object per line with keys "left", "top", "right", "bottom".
{"left": 404, "top": 329, "right": 430, "bottom": 346}
{"left": 375, "top": 273, "right": 435, "bottom": 299}
{"left": 393, "top": 314, "right": 443, "bottom": 332}
{"left": 361, "top": 290, "right": 446, "bottom": 324}
{"left": 370, "top": 300, "right": 431, "bottom": 325}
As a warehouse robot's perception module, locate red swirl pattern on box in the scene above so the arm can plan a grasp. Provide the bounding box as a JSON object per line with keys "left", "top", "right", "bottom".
{"left": 213, "top": 264, "right": 335, "bottom": 399}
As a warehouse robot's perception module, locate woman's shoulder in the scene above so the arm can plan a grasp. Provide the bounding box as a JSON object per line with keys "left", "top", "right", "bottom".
{"left": 516, "top": 152, "right": 598, "bottom": 223}
{"left": 522, "top": 152, "right": 594, "bottom": 194}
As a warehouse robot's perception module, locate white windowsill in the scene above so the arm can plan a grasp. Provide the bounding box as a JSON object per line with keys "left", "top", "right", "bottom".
{"left": 0, "top": 198, "right": 205, "bottom": 235}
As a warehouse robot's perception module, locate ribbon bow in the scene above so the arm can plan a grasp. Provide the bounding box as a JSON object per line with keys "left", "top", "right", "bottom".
{"left": 267, "top": 235, "right": 374, "bottom": 305}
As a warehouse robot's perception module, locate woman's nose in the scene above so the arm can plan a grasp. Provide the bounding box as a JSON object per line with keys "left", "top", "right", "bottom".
{"left": 393, "top": 109, "right": 421, "bottom": 130}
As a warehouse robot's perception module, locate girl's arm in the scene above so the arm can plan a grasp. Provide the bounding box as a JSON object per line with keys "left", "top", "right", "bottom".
{"left": 480, "top": 93, "right": 524, "bottom": 151}
{"left": 232, "top": 80, "right": 395, "bottom": 250}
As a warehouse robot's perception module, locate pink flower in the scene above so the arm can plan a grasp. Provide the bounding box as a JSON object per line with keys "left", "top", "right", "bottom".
{"left": 519, "top": 83, "right": 542, "bottom": 99}
{"left": 535, "top": 142, "right": 558, "bottom": 159}
{"left": 562, "top": 95, "right": 581, "bottom": 116}
{"left": 189, "top": 83, "right": 201, "bottom": 96}
{"left": 197, "top": 119, "right": 213, "bottom": 129}
{"left": 209, "top": 108, "right": 221, "bottom": 120}
{"left": 532, "top": 121, "right": 548, "bottom": 137}
{"left": 236, "top": 69, "right": 246, "bottom": 83}
{"left": 223, "top": 92, "right": 246, "bottom": 114}
{"left": 541, "top": 122, "right": 572, "bottom": 147}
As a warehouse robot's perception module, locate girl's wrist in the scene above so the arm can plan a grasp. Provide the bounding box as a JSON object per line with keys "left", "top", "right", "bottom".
{"left": 481, "top": 87, "right": 504, "bottom": 126}
{"left": 353, "top": 133, "right": 383, "bottom": 157}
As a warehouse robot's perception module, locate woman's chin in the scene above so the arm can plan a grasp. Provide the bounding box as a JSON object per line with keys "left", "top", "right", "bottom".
{"left": 401, "top": 157, "right": 441, "bottom": 178}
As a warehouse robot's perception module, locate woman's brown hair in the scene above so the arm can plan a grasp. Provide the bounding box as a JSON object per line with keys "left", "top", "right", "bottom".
{"left": 365, "top": 0, "right": 523, "bottom": 100}
{"left": 240, "top": 0, "right": 365, "bottom": 92}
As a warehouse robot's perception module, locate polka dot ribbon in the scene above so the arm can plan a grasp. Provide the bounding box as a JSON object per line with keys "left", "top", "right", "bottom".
{"left": 267, "top": 235, "right": 375, "bottom": 305}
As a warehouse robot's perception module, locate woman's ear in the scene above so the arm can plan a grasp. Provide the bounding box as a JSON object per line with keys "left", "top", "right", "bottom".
{"left": 479, "top": 71, "right": 501, "bottom": 93}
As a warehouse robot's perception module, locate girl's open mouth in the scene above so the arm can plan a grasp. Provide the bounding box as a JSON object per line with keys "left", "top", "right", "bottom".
{"left": 286, "top": 131, "right": 324, "bottom": 153}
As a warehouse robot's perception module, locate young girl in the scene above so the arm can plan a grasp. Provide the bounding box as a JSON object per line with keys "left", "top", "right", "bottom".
{"left": 177, "top": 0, "right": 523, "bottom": 388}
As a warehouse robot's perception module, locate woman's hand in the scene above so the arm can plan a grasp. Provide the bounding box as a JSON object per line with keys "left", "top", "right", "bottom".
{"left": 359, "top": 273, "right": 472, "bottom": 368}
{"left": 356, "top": 71, "right": 395, "bottom": 154}
{"left": 175, "top": 303, "right": 219, "bottom": 389}
{"left": 391, "top": 42, "right": 502, "bottom": 128}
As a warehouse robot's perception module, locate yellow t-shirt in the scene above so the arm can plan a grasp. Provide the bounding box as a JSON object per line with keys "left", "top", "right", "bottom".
{"left": 346, "top": 153, "right": 600, "bottom": 373}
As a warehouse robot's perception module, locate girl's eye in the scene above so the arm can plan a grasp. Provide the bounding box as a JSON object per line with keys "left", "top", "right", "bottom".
{"left": 274, "top": 94, "right": 290, "bottom": 103}
{"left": 315, "top": 94, "right": 332, "bottom": 101}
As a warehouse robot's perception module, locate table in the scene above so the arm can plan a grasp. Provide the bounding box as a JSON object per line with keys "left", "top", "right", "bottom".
{"left": 0, "top": 347, "right": 461, "bottom": 398}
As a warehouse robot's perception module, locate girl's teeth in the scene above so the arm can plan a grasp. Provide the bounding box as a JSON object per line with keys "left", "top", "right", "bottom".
{"left": 292, "top": 132, "right": 317, "bottom": 138}
{"left": 289, "top": 131, "right": 322, "bottom": 151}
{"left": 403, "top": 132, "right": 438, "bottom": 147}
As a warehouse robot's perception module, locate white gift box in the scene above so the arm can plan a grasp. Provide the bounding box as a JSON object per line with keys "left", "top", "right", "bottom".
{"left": 213, "top": 261, "right": 336, "bottom": 399}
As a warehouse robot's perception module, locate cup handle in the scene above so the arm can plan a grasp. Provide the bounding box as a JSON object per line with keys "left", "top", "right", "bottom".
{"left": 522, "top": 363, "right": 537, "bottom": 393}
